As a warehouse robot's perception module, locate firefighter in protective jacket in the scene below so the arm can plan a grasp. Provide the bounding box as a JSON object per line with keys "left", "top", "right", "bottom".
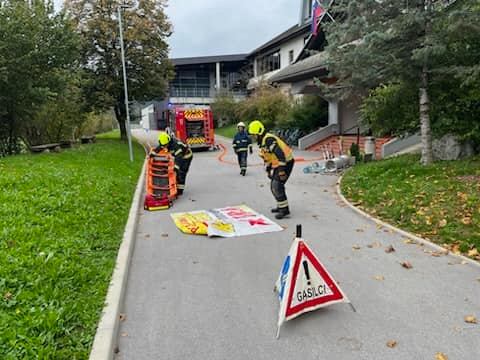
{"left": 248, "top": 120, "right": 294, "bottom": 219}
{"left": 232, "top": 122, "right": 252, "bottom": 176}
{"left": 151, "top": 132, "right": 193, "bottom": 195}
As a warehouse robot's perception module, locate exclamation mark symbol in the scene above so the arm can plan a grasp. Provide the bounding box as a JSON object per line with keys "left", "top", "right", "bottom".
{"left": 303, "top": 260, "right": 311, "bottom": 286}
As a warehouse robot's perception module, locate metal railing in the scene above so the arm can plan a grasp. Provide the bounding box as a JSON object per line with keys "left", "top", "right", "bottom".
{"left": 298, "top": 123, "right": 339, "bottom": 150}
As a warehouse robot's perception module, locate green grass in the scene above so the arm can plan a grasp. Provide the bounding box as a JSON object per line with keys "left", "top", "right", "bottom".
{"left": 0, "top": 139, "right": 144, "bottom": 359}
{"left": 341, "top": 154, "right": 480, "bottom": 259}
{"left": 215, "top": 124, "right": 237, "bottom": 139}
{"left": 96, "top": 129, "right": 120, "bottom": 140}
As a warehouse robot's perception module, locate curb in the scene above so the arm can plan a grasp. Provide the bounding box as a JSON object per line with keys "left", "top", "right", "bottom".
{"left": 89, "top": 158, "right": 147, "bottom": 360}
{"left": 336, "top": 175, "right": 480, "bottom": 268}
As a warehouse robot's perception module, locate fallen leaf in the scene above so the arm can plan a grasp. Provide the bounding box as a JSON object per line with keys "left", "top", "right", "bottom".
{"left": 259, "top": 184, "right": 264, "bottom": 188}
{"left": 352, "top": 245, "right": 361, "bottom": 250}
{"left": 352, "top": 201, "right": 363, "bottom": 206}
{"left": 464, "top": 315, "right": 477, "bottom": 324}
{"left": 192, "top": 260, "right": 199, "bottom": 264}
{"left": 281, "top": 225, "right": 288, "bottom": 230}
{"left": 145, "top": 234, "right": 151, "bottom": 238}
{"left": 401, "top": 261, "right": 413, "bottom": 269}
{"left": 355, "top": 228, "right": 364, "bottom": 233}
{"left": 386, "top": 340, "right": 397, "bottom": 348}
{"left": 403, "top": 238, "right": 416, "bottom": 245}
{"left": 385, "top": 245, "right": 396, "bottom": 253}
{"left": 161, "top": 233, "right": 169, "bottom": 237}
{"left": 461, "top": 260, "right": 468, "bottom": 265}
{"left": 430, "top": 251, "right": 447, "bottom": 257}
{"left": 438, "top": 219, "right": 447, "bottom": 228}
{"left": 323, "top": 189, "right": 328, "bottom": 193}
{"left": 119, "top": 313, "right": 126, "bottom": 321}
{"left": 368, "top": 242, "right": 382, "bottom": 248}
{"left": 435, "top": 352, "right": 448, "bottom": 360}
{"left": 461, "top": 217, "right": 472, "bottom": 225}
{"left": 3, "top": 292, "right": 12, "bottom": 300}
{"left": 374, "top": 275, "right": 385, "bottom": 281}
{"left": 467, "top": 248, "right": 479, "bottom": 257}
{"left": 120, "top": 332, "right": 128, "bottom": 337}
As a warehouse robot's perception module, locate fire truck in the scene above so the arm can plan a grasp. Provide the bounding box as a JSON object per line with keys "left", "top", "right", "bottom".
{"left": 160, "top": 105, "right": 215, "bottom": 149}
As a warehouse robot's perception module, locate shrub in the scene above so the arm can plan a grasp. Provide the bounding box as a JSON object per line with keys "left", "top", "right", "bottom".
{"left": 279, "top": 95, "right": 329, "bottom": 132}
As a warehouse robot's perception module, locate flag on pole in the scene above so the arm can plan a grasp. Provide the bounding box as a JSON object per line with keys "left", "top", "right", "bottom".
{"left": 311, "top": 0, "right": 325, "bottom": 36}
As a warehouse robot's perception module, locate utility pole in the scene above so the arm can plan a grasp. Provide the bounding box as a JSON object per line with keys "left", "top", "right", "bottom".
{"left": 118, "top": 5, "right": 134, "bottom": 162}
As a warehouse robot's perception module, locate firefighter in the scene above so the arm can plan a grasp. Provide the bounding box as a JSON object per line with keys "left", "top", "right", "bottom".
{"left": 232, "top": 122, "right": 252, "bottom": 176}
{"left": 248, "top": 120, "right": 294, "bottom": 219}
{"left": 151, "top": 131, "right": 193, "bottom": 195}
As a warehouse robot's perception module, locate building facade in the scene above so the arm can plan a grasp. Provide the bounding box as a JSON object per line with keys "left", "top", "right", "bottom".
{"left": 168, "top": 54, "right": 250, "bottom": 106}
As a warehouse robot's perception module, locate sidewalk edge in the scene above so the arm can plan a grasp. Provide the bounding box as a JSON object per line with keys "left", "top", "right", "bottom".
{"left": 336, "top": 175, "right": 480, "bottom": 268}
{"left": 89, "top": 158, "right": 147, "bottom": 360}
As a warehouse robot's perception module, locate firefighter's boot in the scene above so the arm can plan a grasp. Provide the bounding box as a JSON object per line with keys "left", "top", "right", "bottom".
{"left": 271, "top": 207, "right": 280, "bottom": 213}
{"left": 275, "top": 207, "right": 290, "bottom": 219}
{"left": 241, "top": 169, "right": 246, "bottom": 176}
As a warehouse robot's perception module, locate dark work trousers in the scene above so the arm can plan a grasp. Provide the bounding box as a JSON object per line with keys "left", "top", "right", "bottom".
{"left": 270, "top": 160, "right": 294, "bottom": 209}
{"left": 237, "top": 151, "right": 248, "bottom": 171}
{"left": 176, "top": 157, "right": 192, "bottom": 194}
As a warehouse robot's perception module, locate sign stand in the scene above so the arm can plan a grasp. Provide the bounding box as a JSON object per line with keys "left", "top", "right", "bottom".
{"left": 275, "top": 224, "right": 355, "bottom": 339}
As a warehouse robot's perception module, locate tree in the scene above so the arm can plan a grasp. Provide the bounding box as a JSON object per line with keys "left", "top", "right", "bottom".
{"left": 320, "top": 0, "right": 474, "bottom": 165}
{"left": 0, "top": 0, "right": 82, "bottom": 154}
{"left": 66, "top": 0, "right": 174, "bottom": 140}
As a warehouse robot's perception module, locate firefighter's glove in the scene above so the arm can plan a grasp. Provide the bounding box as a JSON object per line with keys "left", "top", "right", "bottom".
{"left": 266, "top": 166, "right": 273, "bottom": 179}
{"left": 278, "top": 168, "right": 288, "bottom": 183}
{"left": 249, "top": 146, "right": 253, "bottom": 154}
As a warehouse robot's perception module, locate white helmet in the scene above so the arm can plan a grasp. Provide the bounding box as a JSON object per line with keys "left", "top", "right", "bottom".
{"left": 237, "top": 122, "right": 246, "bottom": 128}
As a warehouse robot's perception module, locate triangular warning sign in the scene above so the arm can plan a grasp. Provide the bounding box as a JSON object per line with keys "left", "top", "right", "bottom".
{"left": 285, "top": 240, "right": 346, "bottom": 320}
{"left": 275, "top": 231, "right": 351, "bottom": 334}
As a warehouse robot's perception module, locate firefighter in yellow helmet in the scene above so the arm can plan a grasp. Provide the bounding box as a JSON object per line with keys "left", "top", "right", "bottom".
{"left": 248, "top": 120, "right": 294, "bottom": 219}
{"left": 151, "top": 131, "right": 193, "bottom": 195}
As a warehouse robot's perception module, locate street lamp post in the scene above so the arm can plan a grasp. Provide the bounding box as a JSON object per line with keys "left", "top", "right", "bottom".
{"left": 118, "top": 5, "right": 134, "bottom": 162}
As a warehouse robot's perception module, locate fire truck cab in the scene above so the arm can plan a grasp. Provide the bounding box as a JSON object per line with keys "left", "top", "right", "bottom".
{"left": 161, "top": 105, "right": 215, "bottom": 149}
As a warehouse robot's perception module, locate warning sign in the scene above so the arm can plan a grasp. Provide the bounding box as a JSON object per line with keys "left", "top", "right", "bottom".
{"left": 275, "top": 230, "right": 351, "bottom": 333}
{"left": 171, "top": 205, "right": 283, "bottom": 238}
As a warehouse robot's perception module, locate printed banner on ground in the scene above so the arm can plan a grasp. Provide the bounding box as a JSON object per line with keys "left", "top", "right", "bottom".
{"left": 275, "top": 237, "right": 350, "bottom": 329}
{"left": 171, "top": 205, "right": 283, "bottom": 238}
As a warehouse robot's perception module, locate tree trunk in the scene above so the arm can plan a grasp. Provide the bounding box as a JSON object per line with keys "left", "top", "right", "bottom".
{"left": 114, "top": 103, "right": 127, "bottom": 140}
{"left": 419, "top": 65, "right": 433, "bottom": 165}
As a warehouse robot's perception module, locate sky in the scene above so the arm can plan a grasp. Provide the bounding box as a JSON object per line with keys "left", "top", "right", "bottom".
{"left": 165, "top": 0, "right": 300, "bottom": 58}
{"left": 54, "top": 0, "right": 302, "bottom": 59}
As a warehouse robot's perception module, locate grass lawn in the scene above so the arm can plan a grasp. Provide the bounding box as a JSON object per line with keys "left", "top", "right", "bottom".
{"left": 341, "top": 154, "right": 480, "bottom": 259}
{"left": 0, "top": 138, "right": 144, "bottom": 359}
{"left": 215, "top": 124, "right": 237, "bottom": 139}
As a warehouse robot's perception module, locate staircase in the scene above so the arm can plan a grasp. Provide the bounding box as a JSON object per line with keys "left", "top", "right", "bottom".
{"left": 307, "top": 135, "right": 392, "bottom": 159}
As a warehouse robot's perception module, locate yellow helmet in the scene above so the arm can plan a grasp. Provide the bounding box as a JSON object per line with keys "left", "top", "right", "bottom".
{"left": 248, "top": 120, "right": 265, "bottom": 136}
{"left": 158, "top": 131, "right": 171, "bottom": 146}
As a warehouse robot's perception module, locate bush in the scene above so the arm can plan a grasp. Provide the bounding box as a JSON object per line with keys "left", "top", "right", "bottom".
{"left": 211, "top": 94, "right": 238, "bottom": 127}
{"left": 279, "top": 95, "right": 329, "bottom": 132}
{"left": 235, "top": 83, "right": 291, "bottom": 130}
{"left": 80, "top": 111, "right": 117, "bottom": 137}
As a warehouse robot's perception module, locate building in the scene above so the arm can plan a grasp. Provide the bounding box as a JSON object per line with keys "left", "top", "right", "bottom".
{"left": 168, "top": 54, "right": 250, "bottom": 106}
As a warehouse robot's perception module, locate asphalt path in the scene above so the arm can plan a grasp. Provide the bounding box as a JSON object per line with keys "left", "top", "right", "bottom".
{"left": 116, "top": 130, "right": 480, "bottom": 360}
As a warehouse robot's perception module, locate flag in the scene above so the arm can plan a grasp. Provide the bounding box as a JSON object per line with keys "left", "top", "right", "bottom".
{"left": 311, "top": 0, "right": 324, "bottom": 36}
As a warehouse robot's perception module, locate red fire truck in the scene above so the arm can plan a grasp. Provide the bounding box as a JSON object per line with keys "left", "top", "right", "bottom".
{"left": 160, "top": 106, "right": 215, "bottom": 149}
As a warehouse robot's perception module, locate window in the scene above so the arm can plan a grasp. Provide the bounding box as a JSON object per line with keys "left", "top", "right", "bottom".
{"left": 289, "top": 50, "right": 294, "bottom": 64}
{"left": 257, "top": 51, "right": 281, "bottom": 75}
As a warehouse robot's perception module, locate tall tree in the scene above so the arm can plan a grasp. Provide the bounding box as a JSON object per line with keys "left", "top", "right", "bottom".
{"left": 321, "top": 0, "right": 464, "bottom": 165}
{"left": 66, "top": 0, "right": 174, "bottom": 140}
{"left": 0, "top": 0, "right": 81, "bottom": 154}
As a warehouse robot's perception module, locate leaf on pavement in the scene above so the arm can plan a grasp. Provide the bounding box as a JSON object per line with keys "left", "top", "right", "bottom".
{"left": 435, "top": 352, "right": 448, "bottom": 360}
{"left": 161, "top": 233, "right": 169, "bottom": 237}
{"left": 374, "top": 275, "right": 385, "bottom": 281}
{"left": 386, "top": 340, "right": 397, "bottom": 348}
{"left": 401, "top": 261, "right": 413, "bottom": 269}
{"left": 385, "top": 245, "right": 396, "bottom": 253}
{"left": 467, "top": 248, "right": 479, "bottom": 257}
{"left": 368, "top": 242, "right": 382, "bottom": 248}
{"left": 464, "top": 315, "right": 477, "bottom": 324}
{"left": 145, "top": 234, "right": 151, "bottom": 238}
{"left": 119, "top": 313, "right": 126, "bottom": 321}
{"left": 403, "top": 238, "right": 416, "bottom": 245}
{"left": 352, "top": 245, "right": 361, "bottom": 250}
{"left": 355, "top": 228, "right": 364, "bottom": 233}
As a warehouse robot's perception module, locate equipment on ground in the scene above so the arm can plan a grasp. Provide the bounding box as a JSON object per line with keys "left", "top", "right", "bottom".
{"left": 144, "top": 149, "right": 177, "bottom": 211}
